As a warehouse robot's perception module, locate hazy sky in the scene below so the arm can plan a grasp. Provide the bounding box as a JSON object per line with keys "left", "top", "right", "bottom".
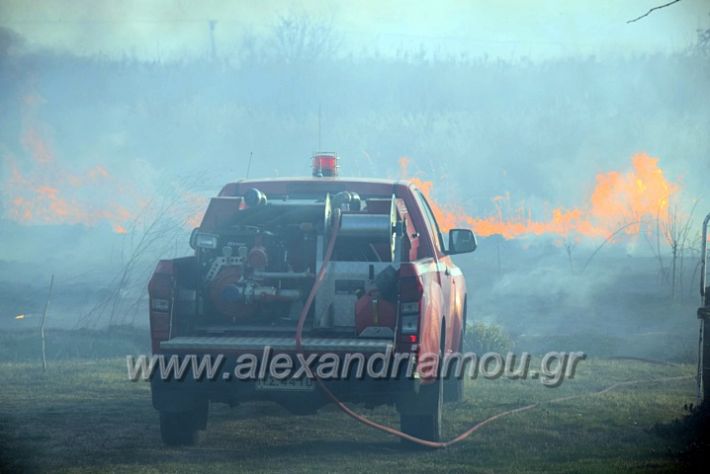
{"left": 1, "top": 0, "right": 709, "bottom": 60}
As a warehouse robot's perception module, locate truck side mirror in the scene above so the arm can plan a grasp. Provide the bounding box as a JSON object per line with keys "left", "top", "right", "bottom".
{"left": 447, "top": 229, "right": 477, "bottom": 255}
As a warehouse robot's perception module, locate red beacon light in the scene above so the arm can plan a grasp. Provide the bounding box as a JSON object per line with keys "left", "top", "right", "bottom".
{"left": 312, "top": 153, "right": 339, "bottom": 178}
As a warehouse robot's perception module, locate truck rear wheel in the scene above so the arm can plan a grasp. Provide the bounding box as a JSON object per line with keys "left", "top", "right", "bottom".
{"left": 399, "top": 376, "right": 443, "bottom": 445}
{"left": 159, "top": 403, "right": 207, "bottom": 446}
{"left": 445, "top": 299, "right": 467, "bottom": 403}
{"left": 399, "top": 327, "right": 445, "bottom": 447}
{"left": 444, "top": 329, "right": 464, "bottom": 403}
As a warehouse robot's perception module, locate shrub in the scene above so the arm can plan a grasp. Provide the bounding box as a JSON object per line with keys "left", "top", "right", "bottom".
{"left": 463, "top": 322, "right": 514, "bottom": 354}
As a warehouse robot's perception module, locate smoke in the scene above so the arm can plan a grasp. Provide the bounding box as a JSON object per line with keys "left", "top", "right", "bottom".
{"left": 2, "top": 1, "right": 710, "bottom": 60}
{"left": 0, "top": 26, "right": 24, "bottom": 56}
{"left": 0, "top": 10, "right": 706, "bottom": 361}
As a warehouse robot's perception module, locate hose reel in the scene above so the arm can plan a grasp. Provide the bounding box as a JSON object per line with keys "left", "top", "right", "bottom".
{"left": 324, "top": 193, "right": 399, "bottom": 262}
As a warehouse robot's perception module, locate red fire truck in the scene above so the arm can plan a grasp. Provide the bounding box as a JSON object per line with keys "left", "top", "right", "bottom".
{"left": 148, "top": 154, "right": 477, "bottom": 445}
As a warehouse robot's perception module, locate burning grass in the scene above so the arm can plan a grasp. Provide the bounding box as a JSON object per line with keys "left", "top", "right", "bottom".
{"left": 400, "top": 153, "right": 681, "bottom": 240}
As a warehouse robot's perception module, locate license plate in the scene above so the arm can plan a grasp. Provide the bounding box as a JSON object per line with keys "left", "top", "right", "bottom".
{"left": 255, "top": 376, "right": 314, "bottom": 392}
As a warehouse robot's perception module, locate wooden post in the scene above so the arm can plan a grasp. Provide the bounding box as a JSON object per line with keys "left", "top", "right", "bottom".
{"left": 40, "top": 274, "right": 54, "bottom": 372}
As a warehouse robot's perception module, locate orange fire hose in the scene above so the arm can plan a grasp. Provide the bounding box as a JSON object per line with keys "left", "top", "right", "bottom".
{"left": 294, "top": 221, "right": 692, "bottom": 449}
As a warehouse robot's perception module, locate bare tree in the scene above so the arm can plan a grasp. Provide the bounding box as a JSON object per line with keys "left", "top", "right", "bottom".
{"left": 581, "top": 220, "right": 641, "bottom": 274}
{"left": 660, "top": 201, "right": 698, "bottom": 300}
{"left": 79, "top": 176, "right": 205, "bottom": 328}
{"left": 270, "top": 13, "right": 341, "bottom": 64}
{"left": 693, "top": 16, "right": 710, "bottom": 56}
{"left": 627, "top": 0, "right": 683, "bottom": 24}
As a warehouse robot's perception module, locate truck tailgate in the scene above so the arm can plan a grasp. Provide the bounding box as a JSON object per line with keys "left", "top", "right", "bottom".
{"left": 160, "top": 336, "right": 392, "bottom": 352}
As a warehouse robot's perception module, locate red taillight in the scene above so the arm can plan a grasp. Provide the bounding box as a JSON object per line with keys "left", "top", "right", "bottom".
{"left": 397, "top": 275, "right": 422, "bottom": 350}
{"left": 149, "top": 261, "right": 174, "bottom": 297}
{"left": 312, "top": 153, "right": 339, "bottom": 177}
{"left": 397, "top": 332, "right": 418, "bottom": 350}
{"left": 148, "top": 260, "right": 174, "bottom": 353}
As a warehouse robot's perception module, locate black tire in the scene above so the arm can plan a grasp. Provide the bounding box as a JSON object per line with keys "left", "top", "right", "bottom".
{"left": 703, "top": 319, "right": 710, "bottom": 400}
{"left": 444, "top": 329, "right": 464, "bottom": 403}
{"left": 445, "top": 300, "right": 467, "bottom": 403}
{"left": 399, "top": 324, "right": 445, "bottom": 446}
{"left": 400, "top": 377, "right": 443, "bottom": 445}
{"left": 159, "top": 404, "right": 206, "bottom": 446}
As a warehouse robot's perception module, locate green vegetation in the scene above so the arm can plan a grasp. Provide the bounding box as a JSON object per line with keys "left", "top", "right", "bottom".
{"left": 0, "top": 357, "right": 696, "bottom": 473}
{"left": 463, "top": 322, "right": 515, "bottom": 354}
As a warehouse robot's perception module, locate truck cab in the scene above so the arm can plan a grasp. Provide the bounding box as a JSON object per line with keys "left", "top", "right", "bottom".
{"left": 149, "top": 154, "right": 477, "bottom": 445}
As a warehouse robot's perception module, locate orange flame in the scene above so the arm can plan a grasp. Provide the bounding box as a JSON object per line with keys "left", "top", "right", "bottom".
{"left": 3, "top": 153, "right": 136, "bottom": 229}
{"left": 400, "top": 154, "right": 679, "bottom": 239}
{"left": 1, "top": 94, "right": 207, "bottom": 234}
